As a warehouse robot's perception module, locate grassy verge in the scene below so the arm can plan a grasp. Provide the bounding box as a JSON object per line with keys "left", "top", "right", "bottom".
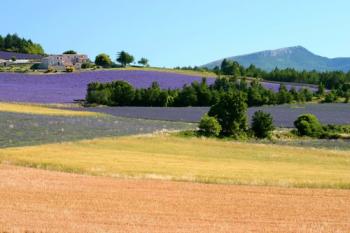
{"left": 1, "top": 134, "right": 349, "bottom": 189}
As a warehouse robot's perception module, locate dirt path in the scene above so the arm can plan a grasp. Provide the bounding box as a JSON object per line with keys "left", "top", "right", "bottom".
{"left": 0, "top": 165, "right": 349, "bottom": 233}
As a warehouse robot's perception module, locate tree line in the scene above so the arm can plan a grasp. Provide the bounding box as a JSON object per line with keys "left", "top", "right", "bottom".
{"left": 93, "top": 51, "right": 149, "bottom": 68}
{"left": 0, "top": 34, "right": 45, "bottom": 55}
{"left": 215, "top": 59, "right": 350, "bottom": 91}
{"left": 86, "top": 77, "right": 316, "bottom": 107}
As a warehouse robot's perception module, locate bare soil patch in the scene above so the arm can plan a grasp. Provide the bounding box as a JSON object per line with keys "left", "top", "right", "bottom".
{"left": 0, "top": 165, "right": 349, "bottom": 233}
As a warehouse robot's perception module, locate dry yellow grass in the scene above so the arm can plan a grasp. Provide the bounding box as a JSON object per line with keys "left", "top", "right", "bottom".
{"left": 1, "top": 134, "right": 349, "bottom": 189}
{"left": 0, "top": 102, "right": 99, "bottom": 116}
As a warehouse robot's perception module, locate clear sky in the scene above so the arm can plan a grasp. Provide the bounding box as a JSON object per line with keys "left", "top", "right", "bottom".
{"left": 1, "top": 0, "right": 349, "bottom": 67}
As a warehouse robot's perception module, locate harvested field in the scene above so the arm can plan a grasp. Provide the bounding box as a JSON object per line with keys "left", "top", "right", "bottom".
{"left": 0, "top": 165, "right": 349, "bottom": 233}
{"left": 1, "top": 135, "right": 349, "bottom": 189}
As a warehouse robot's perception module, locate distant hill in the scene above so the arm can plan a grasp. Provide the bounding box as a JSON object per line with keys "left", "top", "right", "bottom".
{"left": 203, "top": 46, "right": 350, "bottom": 72}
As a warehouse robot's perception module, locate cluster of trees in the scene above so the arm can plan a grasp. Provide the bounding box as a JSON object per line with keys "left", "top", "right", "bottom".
{"left": 86, "top": 77, "right": 315, "bottom": 107}
{"left": 198, "top": 92, "right": 274, "bottom": 139}
{"left": 173, "top": 66, "right": 210, "bottom": 73}
{"left": 94, "top": 51, "right": 149, "bottom": 68}
{"left": 0, "top": 34, "right": 44, "bottom": 55}
{"left": 213, "top": 60, "right": 350, "bottom": 103}
{"left": 215, "top": 59, "right": 350, "bottom": 89}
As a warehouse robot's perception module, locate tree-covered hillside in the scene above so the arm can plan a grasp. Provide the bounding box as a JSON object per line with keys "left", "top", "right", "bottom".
{"left": 0, "top": 33, "right": 44, "bottom": 55}
{"left": 204, "top": 46, "right": 350, "bottom": 72}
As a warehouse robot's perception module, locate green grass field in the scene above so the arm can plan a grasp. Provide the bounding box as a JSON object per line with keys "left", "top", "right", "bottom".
{"left": 1, "top": 134, "right": 349, "bottom": 189}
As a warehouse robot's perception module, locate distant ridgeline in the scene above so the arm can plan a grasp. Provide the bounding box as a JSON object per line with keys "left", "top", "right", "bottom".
{"left": 0, "top": 33, "right": 45, "bottom": 55}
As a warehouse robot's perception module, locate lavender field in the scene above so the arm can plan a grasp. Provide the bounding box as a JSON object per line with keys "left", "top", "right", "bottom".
{"left": 0, "top": 112, "right": 194, "bottom": 148}
{"left": 0, "top": 51, "right": 43, "bottom": 60}
{"left": 72, "top": 103, "right": 350, "bottom": 127}
{"left": 0, "top": 70, "right": 316, "bottom": 104}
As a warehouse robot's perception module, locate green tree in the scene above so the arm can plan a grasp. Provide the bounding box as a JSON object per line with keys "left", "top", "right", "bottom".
{"left": 63, "top": 50, "right": 77, "bottom": 54}
{"left": 317, "top": 83, "right": 325, "bottom": 96}
{"left": 208, "top": 91, "right": 248, "bottom": 136}
{"left": 175, "top": 86, "right": 198, "bottom": 106}
{"left": 95, "top": 53, "right": 112, "bottom": 68}
{"left": 198, "top": 114, "right": 222, "bottom": 137}
{"left": 294, "top": 114, "right": 323, "bottom": 137}
{"left": 110, "top": 81, "right": 135, "bottom": 106}
{"left": 138, "top": 57, "right": 149, "bottom": 67}
{"left": 251, "top": 111, "right": 275, "bottom": 138}
{"left": 220, "top": 59, "right": 241, "bottom": 76}
{"left": 117, "top": 51, "right": 134, "bottom": 67}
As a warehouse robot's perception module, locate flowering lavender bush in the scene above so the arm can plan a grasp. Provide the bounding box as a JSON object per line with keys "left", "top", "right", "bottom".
{"left": 0, "top": 70, "right": 316, "bottom": 104}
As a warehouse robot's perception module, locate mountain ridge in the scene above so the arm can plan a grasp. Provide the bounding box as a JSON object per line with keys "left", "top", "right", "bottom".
{"left": 203, "top": 46, "right": 350, "bottom": 72}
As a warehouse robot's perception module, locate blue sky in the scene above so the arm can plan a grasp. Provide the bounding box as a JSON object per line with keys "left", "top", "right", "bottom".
{"left": 1, "top": 0, "right": 349, "bottom": 67}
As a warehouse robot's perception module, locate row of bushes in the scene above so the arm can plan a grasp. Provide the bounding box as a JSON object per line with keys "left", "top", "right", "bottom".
{"left": 86, "top": 77, "right": 315, "bottom": 107}
{"left": 293, "top": 114, "right": 350, "bottom": 139}
{"left": 197, "top": 91, "right": 274, "bottom": 138}
{"left": 197, "top": 92, "right": 348, "bottom": 139}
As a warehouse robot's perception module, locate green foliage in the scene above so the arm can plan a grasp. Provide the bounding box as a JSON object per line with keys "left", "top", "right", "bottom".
{"left": 117, "top": 51, "right": 134, "bottom": 67}
{"left": 63, "top": 50, "right": 77, "bottom": 54}
{"left": 87, "top": 81, "right": 135, "bottom": 106}
{"left": 11, "top": 56, "right": 16, "bottom": 61}
{"left": 30, "top": 63, "right": 40, "bottom": 70}
{"left": 138, "top": 57, "right": 149, "bottom": 67}
{"left": 65, "top": 66, "right": 75, "bottom": 72}
{"left": 44, "top": 67, "right": 57, "bottom": 73}
{"left": 81, "top": 62, "right": 95, "bottom": 69}
{"left": 86, "top": 77, "right": 317, "bottom": 108}
{"left": 95, "top": 53, "right": 112, "bottom": 68}
{"left": 220, "top": 59, "right": 241, "bottom": 76}
{"left": 198, "top": 114, "right": 221, "bottom": 137}
{"left": 251, "top": 111, "right": 275, "bottom": 138}
{"left": 323, "top": 90, "right": 338, "bottom": 103}
{"left": 294, "top": 114, "right": 323, "bottom": 137}
{"left": 208, "top": 91, "right": 248, "bottom": 136}
{"left": 0, "top": 33, "right": 44, "bottom": 54}
{"left": 317, "top": 83, "right": 325, "bottom": 96}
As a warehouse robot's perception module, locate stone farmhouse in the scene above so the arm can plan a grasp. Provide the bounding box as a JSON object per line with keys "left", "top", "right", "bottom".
{"left": 39, "top": 54, "right": 89, "bottom": 70}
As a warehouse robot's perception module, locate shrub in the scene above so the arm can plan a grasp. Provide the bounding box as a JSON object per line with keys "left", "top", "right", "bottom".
{"left": 294, "top": 114, "right": 323, "bottom": 137}
{"left": 44, "top": 67, "right": 56, "bottom": 73}
{"left": 323, "top": 91, "right": 338, "bottom": 103}
{"left": 30, "top": 63, "right": 40, "bottom": 70}
{"left": 251, "top": 110, "right": 275, "bottom": 138}
{"left": 65, "top": 66, "right": 75, "bottom": 72}
{"left": 198, "top": 114, "right": 221, "bottom": 137}
{"left": 81, "top": 62, "right": 95, "bottom": 69}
